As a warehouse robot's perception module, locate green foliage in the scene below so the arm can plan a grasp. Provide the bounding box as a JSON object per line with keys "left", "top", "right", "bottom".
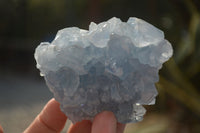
{"left": 157, "top": 0, "right": 200, "bottom": 116}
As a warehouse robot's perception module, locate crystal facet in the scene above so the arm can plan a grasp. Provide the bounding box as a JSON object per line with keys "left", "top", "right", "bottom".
{"left": 34, "top": 17, "right": 173, "bottom": 123}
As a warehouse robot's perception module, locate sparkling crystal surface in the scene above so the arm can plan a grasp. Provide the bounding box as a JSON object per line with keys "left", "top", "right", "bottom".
{"left": 34, "top": 17, "right": 173, "bottom": 123}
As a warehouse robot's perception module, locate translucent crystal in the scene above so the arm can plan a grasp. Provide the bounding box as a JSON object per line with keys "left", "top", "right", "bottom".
{"left": 34, "top": 17, "right": 173, "bottom": 123}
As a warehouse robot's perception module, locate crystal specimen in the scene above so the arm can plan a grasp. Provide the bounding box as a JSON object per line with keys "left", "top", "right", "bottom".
{"left": 34, "top": 17, "right": 173, "bottom": 123}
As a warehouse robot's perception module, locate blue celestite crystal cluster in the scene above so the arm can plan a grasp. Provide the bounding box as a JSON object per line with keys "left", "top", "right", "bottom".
{"left": 34, "top": 17, "right": 173, "bottom": 123}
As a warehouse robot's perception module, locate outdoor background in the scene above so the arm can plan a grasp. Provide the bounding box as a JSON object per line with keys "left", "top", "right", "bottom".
{"left": 0, "top": 0, "right": 200, "bottom": 132}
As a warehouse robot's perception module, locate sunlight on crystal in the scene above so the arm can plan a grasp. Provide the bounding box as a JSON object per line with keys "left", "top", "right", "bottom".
{"left": 34, "top": 17, "right": 173, "bottom": 123}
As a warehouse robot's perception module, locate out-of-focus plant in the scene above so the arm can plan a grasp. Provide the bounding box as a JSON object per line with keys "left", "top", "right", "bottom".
{"left": 157, "top": 0, "right": 200, "bottom": 116}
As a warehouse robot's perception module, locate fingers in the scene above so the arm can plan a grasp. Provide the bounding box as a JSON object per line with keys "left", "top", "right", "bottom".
{"left": 67, "top": 111, "right": 126, "bottom": 133}
{"left": 0, "top": 125, "right": 3, "bottom": 133}
{"left": 92, "top": 111, "right": 117, "bottom": 133}
{"left": 24, "top": 98, "right": 67, "bottom": 133}
{"left": 68, "top": 120, "right": 92, "bottom": 133}
{"left": 24, "top": 100, "right": 125, "bottom": 133}
{"left": 117, "top": 123, "right": 126, "bottom": 133}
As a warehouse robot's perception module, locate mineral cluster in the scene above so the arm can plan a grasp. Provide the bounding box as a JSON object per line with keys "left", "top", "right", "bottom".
{"left": 34, "top": 17, "right": 173, "bottom": 123}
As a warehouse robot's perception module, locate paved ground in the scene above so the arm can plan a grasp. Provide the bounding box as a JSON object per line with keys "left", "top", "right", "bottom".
{"left": 0, "top": 73, "right": 71, "bottom": 133}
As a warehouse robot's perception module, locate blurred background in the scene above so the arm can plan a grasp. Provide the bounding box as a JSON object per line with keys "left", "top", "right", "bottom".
{"left": 0, "top": 0, "right": 200, "bottom": 132}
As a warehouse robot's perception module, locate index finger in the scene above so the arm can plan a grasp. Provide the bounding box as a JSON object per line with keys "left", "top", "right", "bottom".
{"left": 24, "top": 98, "right": 67, "bottom": 133}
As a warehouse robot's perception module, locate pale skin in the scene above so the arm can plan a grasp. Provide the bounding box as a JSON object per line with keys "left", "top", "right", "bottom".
{"left": 0, "top": 98, "right": 125, "bottom": 133}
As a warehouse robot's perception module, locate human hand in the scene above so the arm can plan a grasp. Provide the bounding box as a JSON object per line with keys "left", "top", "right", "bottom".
{"left": 23, "top": 98, "right": 126, "bottom": 133}
{"left": 0, "top": 125, "right": 3, "bottom": 133}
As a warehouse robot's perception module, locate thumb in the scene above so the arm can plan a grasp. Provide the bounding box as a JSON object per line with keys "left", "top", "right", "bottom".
{"left": 92, "top": 111, "right": 117, "bottom": 133}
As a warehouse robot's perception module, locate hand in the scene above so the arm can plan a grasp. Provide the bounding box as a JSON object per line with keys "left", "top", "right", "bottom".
{"left": 23, "top": 98, "right": 126, "bottom": 133}
{"left": 0, "top": 125, "right": 3, "bottom": 133}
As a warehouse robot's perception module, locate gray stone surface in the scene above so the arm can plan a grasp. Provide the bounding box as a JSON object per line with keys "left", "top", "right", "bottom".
{"left": 34, "top": 17, "right": 173, "bottom": 123}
